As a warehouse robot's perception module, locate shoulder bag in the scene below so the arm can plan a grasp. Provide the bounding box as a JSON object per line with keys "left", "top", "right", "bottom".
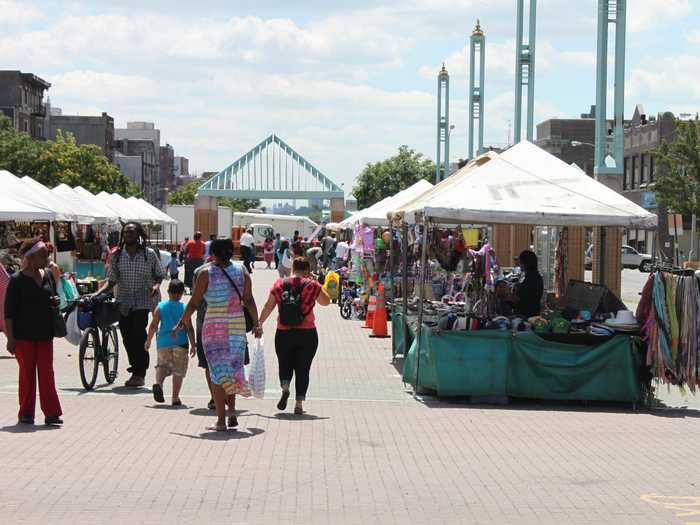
{"left": 46, "top": 269, "right": 67, "bottom": 338}
{"left": 219, "top": 264, "right": 255, "bottom": 333}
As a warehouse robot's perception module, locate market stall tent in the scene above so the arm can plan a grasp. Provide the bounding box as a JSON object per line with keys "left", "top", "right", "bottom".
{"left": 401, "top": 141, "right": 657, "bottom": 228}
{"left": 342, "top": 179, "right": 434, "bottom": 228}
{"left": 129, "top": 197, "right": 177, "bottom": 225}
{"left": 52, "top": 184, "right": 120, "bottom": 224}
{"left": 0, "top": 170, "right": 57, "bottom": 220}
{"left": 389, "top": 151, "right": 499, "bottom": 223}
{"left": 21, "top": 176, "right": 90, "bottom": 224}
{"left": 73, "top": 186, "right": 124, "bottom": 223}
{"left": 94, "top": 192, "right": 151, "bottom": 223}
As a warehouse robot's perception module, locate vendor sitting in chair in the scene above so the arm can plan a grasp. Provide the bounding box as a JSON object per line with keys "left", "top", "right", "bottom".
{"left": 511, "top": 250, "right": 544, "bottom": 318}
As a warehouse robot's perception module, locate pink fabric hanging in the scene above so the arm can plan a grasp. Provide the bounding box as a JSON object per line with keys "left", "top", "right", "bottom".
{"left": 0, "top": 264, "right": 10, "bottom": 332}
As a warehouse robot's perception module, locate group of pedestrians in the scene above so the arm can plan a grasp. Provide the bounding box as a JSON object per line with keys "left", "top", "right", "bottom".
{"left": 3, "top": 223, "right": 330, "bottom": 431}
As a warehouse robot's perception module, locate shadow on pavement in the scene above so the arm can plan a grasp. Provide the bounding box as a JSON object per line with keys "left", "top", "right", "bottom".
{"left": 144, "top": 404, "right": 190, "bottom": 410}
{"left": 415, "top": 396, "right": 700, "bottom": 417}
{"left": 60, "top": 386, "right": 149, "bottom": 396}
{"left": 244, "top": 412, "right": 330, "bottom": 421}
{"left": 0, "top": 423, "right": 61, "bottom": 433}
{"left": 189, "top": 408, "right": 248, "bottom": 417}
{"left": 170, "top": 427, "right": 264, "bottom": 441}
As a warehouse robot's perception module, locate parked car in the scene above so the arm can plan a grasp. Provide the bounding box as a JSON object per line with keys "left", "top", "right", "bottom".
{"left": 585, "top": 244, "right": 652, "bottom": 272}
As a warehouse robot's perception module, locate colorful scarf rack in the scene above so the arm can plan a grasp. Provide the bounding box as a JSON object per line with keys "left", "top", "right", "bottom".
{"left": 637, "top": 270, "right": 700, "bottom": 390}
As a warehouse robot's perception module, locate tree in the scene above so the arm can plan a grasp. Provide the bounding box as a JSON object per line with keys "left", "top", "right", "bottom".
{"left": 653, "top": 118, "right": 700, "bottom": 215}
{"left": 167, "top": 179, "right": 261, "bottom": 212}
{"left": 352, "top": 145, "right": 435, "bottom": 209}
{"left": 0, "top": 115, "right": 139, "bottom": 196}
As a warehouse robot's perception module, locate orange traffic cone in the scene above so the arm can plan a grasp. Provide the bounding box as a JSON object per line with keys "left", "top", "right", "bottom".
{"left": 370, "top": 283, "right": 389, "bottom": 338}
{"left": 363, "top": 293, "right": 376, "bottom": 328}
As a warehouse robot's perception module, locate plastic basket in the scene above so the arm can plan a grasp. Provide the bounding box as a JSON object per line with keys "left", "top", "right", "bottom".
{"left": 95, "top": 301, "right": 121, "bottom": 328}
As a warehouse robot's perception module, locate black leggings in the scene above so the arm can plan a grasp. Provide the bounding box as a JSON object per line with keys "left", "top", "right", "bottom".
{"left": 275, "top": 328, "right": 318, "bottom": 400}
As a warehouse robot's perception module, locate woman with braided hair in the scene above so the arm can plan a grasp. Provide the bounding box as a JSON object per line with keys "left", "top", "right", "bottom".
{"left": 93, "top": 222, "right": 164, "bottom": 387}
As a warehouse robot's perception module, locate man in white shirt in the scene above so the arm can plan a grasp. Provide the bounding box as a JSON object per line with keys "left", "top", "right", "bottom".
{"left": 204, "top": 234, "right": 215, "bottom": 259}
{"left": 333, "top": 239, "right": 350, "bottom": 270}
{"left": 239, "top": 228, "right": 255, "bottom": 273}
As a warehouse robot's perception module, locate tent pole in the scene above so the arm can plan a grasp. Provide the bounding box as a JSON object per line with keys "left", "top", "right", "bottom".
{"left": 389, "top": 222, "right": 396, "bottom": 360}
{"left": 413, "top": 216, "right": 429, "bottom": 397}
{"left": 401, "top": 222, "right": 409, "bottom": 362}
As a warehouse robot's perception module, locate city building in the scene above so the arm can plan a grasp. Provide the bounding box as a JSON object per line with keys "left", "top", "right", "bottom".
{"left": 536, "top": 106, "right": 597, "bottom": 176}
{"left": 621, "top": 105, "right": 677, "bottom": 259}
{"left": 159, "top": 144, "right": 175, "bottom": 207}
{"left": 0, "top": 70, "right": 51, "bottom": 139}
{"left": 115, "top": 138, "right": 159, "bottom": 206}
{"left": 116, "top": 122, "right": 161, "bottom": 206}
{"left": 174, "top": 156, "right": 189, "bottom": 178}
{"left": 47, "top": 109, "right": 115, "bottom": 159}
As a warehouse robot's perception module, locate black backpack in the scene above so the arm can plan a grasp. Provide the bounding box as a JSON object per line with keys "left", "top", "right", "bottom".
{"left": 279, "top": 278, "right": 308, "bottom": 326}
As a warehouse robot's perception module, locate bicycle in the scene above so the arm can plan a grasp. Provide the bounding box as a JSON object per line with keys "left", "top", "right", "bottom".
{"left": 66, "top": 295, "right": 121, "bottom": 390}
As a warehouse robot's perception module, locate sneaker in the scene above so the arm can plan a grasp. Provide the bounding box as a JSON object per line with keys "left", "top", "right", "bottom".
{"left": 207, "top": 399, "right": 216, "bottom": 410}
{"left": 18, "top": 415, "right": 34, "bottom": 425}
{"left": 125, "top": 375, "right": 145, "bottom": 388}
{"left": 45, "top": 416, "right": 63, "bottom": 426}
{"left": 152, "top": 384, "right": 165, "bottom": 403}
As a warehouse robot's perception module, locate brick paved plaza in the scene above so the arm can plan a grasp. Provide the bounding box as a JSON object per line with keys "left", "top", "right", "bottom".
{"left": 1, "top": 264, "right": 699, "bottom": 524}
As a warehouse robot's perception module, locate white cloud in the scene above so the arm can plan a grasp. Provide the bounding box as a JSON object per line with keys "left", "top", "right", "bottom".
{"left": 628, "top": 0, "right": 693, "bottom": 33}
{"left": 49, "top": 71, "right": 160, "bottom": 104}
{"left": 0, "top": 0, "right": 42, "bottom": 25}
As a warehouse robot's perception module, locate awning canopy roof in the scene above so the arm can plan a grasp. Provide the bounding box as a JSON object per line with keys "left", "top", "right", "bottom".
{"left": 0, "top": 170, "right": 57, "bottom": 221}
{"left": 52, "top": 184, "right": 121, "bottom": 224}
{"left": 400, "top": 142, "right": 657, "bottom": 228}
{"left": 342, "top": 179, "right": 434, "bottom": 228}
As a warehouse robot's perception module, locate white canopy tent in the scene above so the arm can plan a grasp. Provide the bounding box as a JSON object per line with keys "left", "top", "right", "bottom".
{"left": 341, "top": 179, "right": 434, "bottom": 229}
{"left": 94, "top": 191, "right": 151, "bottom": 223}
{"left": 21, "top": 177, "right": 92, "bottom": 224}
{"left": 389, "top": 151, "right": 499, "bottom": 223}
{"left": 128, "top": 197, "right": 177, "bottom": 225}
{"left": 74, "top": 186, "right": 125, "bottom": 223}
{"left": 401, "top": 141, "right": 657, "bottom": 228}
{"left": 52, "top": 184, "right": 121, "bottom": 224}
{"left": 0, "top": 170, "right": 57, "bottom": 221}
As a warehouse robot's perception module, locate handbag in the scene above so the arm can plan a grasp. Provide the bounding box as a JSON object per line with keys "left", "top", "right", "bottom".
{"left": 219, "top": 264, "right": 255, "bottom": 333}
{"left": 46, "top": 270, "right": 67, "bottom": 338}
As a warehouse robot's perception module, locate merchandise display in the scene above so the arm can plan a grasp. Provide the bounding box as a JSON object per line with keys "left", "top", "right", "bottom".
{"left": 637, "top": 269, "right": 700, "bottom": 390}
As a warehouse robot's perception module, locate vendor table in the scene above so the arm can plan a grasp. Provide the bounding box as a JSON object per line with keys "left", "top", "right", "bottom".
{"left": 400, "top": 321, "right": 642, "bottom": 403}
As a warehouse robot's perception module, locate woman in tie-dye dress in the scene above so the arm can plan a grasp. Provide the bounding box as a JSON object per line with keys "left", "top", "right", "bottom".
{"left": 176, "top": 239, "right": 262, "bottom": 431}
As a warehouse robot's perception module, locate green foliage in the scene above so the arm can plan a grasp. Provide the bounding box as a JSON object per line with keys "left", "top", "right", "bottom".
{"left": 352, "top": 145, "right": 435, "bottom": 209}
{"left": 167, "top": 178, "right": 261, "bottom": 212}
{"left": 653, "top": 118, "right": 700, "bottom": 215}
{"left": 0, "top": 115, "right": 139, "bottom": 196}
{"left": 167, "top": 180, "right": 199, "bottom": 205}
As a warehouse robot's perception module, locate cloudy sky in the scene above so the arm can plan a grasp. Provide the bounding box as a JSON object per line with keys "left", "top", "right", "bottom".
{"left": 2, "top": 0, "right": 698, "bottom": 194}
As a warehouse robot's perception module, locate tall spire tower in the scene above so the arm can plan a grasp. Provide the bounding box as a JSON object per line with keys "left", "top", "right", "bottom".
{"left": 468, "top": 20, "right": 485, "bottom": 159}
{"left": 435, "top": 64, "right": 450, "bottom": 183}
{"left": 514, "top": 0, "right": 537, "bottom": 143}
{"left": 594, "top": 0, "right": 626, "bottom": 182}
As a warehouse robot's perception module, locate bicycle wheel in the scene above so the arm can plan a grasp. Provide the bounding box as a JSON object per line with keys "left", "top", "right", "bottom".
{"left": 340, "top": 300, "right": 352, "bottom": 320}
{"left": 79, "top": 328, "right": 99, "bottom": 390}
{"left": 102, "top": 326, "right": 119, "bottom": 384}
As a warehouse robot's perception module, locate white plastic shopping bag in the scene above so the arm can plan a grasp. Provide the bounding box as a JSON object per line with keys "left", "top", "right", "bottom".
{"left": 65, "top": 309, "right": 82, "bottom": 345}
{"left": 249, "top": 338, "right": 266, "bottom": 399}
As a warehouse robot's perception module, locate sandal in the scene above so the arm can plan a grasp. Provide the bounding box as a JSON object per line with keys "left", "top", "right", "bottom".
{"left": 207, "top": 399, "right": 216, "bottom": 410}
{"left": 227, "top": 415, "right": 238, "bottom": 428}
{"left": 152, "top": 384, "right": 165, "bottom": 403}
{"left": 172, "top": 399, "right": 182, "bottom": 407}
{"left": 294, "top": 406, "right": 304, "bottom": 415}
{"left": 277, "top": 391, "right": 290, "bottom": 411}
